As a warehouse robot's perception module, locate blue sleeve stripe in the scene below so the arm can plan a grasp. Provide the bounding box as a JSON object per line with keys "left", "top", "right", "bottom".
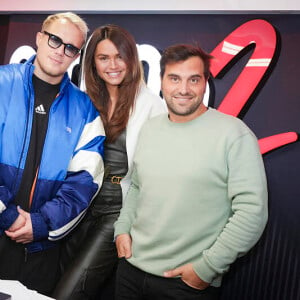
{"left": 74, "top": 135, "right": 105, "bottom": 157}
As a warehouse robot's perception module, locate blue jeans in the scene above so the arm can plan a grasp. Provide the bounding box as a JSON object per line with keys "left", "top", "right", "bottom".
{"left": 115, "top": 258, "right": 220, "bottom": 300}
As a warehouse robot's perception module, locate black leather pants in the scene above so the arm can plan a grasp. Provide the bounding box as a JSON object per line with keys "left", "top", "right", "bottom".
{"left": 52, "top": 212, "right": 119, "bottom": 300}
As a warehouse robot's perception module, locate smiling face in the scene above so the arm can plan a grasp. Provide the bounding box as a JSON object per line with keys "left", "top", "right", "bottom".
{"left": 34, "top": 18, "right": 84, "bottom": 84}
{"left": 94, "top": 39, "right": 127, "bottom": 93}
{"left": 161, "top": 56, "right": 208, "bottom": 123}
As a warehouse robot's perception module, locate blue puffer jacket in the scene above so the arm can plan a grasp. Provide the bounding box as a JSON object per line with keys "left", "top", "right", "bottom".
{"left": 0, "top": 56, "right": 105, "bottom": 252}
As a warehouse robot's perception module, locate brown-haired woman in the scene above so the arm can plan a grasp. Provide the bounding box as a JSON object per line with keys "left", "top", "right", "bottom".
{"left": 53, "top": 24, "right": 167, "bottom": 299}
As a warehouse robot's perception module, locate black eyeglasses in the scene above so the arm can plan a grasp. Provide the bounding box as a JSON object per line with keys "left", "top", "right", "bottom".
{"left": 42, "top": 31, "right": 81, "bottom": 58}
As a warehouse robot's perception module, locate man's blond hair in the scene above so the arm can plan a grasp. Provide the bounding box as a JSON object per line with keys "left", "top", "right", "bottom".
{"left": 42, "top": 12, "right": 89, "bottom": 43}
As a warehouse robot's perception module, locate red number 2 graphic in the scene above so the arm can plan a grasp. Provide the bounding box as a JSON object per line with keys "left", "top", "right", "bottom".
{"left": 210, "top": 19, "right": 298, "bottom": 154}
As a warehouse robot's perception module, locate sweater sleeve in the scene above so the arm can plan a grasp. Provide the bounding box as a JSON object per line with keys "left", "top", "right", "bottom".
{"left": 114, "top": 122, "right": 148, "bottom": 238}
{"left": 193, "top": 131, "right": 268, "bottom": 283}
{"left": 114, "top": 163, "right": 140, "bottom": 238}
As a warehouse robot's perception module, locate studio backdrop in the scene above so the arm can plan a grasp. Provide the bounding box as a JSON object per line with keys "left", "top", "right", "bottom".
{"left": 0, "top": 12, "right": 299, "bottom": 300}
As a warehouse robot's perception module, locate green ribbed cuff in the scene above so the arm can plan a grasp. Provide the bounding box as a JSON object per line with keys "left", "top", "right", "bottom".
{"left": 193, "top": 257, "right": 218, "bottom": 284}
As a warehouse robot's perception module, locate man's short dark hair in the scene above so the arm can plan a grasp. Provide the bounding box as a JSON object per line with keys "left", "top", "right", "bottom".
{"left": 160, "top": 44, "right": 213, "bottom": 80}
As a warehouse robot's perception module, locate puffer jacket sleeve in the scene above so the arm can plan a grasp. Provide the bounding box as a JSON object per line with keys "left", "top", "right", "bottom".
{"left": 31, "top": 113, "right": 106, "bottom": 241}
{"left": 0, "top": 64, "right": 24, "bottom": 231}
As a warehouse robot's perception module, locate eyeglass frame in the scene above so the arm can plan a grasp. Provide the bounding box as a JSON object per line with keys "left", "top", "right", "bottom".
{"left": 42, "top": 31, "right": 81, "bottom": 58}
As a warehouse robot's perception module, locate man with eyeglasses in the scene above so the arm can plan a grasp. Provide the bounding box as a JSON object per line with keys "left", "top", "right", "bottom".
{"left": 0, "top": 12, "right": 105, "bottom": 296}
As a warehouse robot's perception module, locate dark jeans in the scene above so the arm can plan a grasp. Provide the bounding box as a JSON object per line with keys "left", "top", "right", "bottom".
{"left": 115, "top": 258, "right": 221, "bottom": 300}
{"left": 0, "top": 234, "right": 60, "bottom": 296}
{"left": 53, "top": 213, "right": 119, "bottom": 300}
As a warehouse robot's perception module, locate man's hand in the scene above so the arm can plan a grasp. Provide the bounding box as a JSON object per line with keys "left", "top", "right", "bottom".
{"left": 115, "top": 233, "right": 132, "bottom": 258}
{"left": 7, "top": 208, "right": 26, "bottom": 232}
{"left": 5, "top": 207, "right": 33, "bottom": 244}
{"left": 164, "top": 263, "right": 210, "bottom": 290}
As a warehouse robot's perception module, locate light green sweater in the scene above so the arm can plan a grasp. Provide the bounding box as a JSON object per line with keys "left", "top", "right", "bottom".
{"left": 114, "top": 108, "right": 268, "bottom": 287}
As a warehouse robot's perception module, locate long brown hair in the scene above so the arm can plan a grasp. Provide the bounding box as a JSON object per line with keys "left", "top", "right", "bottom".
{"left": 83, "top": 24, "right": 143, "bottom": 142}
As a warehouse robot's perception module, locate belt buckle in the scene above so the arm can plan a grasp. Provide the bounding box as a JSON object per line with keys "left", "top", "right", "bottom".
{"left": 111, "top": 175, "right": 122, "bottom": 184}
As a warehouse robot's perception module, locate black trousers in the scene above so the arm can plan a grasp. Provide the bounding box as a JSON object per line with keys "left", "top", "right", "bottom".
{"left": 53, "top": 213, "right": 119, "bottom": 300}
{"left": 115, "top": 258, "right": 221, "bottom": 300}
{"left": 0, "top": 234, "right": 60, "bottom": 296}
